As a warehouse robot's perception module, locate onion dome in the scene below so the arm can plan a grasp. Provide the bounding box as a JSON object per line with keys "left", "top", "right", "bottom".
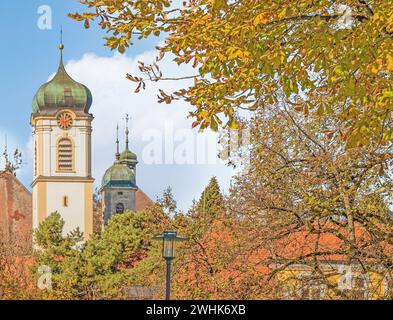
{"left": 120, "top": 149, "right": 138, "bottom": 163}
{"left": 101, "top": 161, "right": 136, "bottom": 190}
{"left": 32, "top": 43, "right": 92, "bottom": 115}
{"left": 101, "top": 125, "right": 137, "bottom": 191}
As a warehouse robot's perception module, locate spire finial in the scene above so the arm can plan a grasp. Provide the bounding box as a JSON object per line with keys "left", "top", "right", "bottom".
{"left": 116, "top": 124, "right": 120, "bottom": 160}
{"left": 58, "top": 26, "right": 65, "bottom": 72}
{"left": 59, "top": 26, "right": 64, "bottom": 50}
{"left": 125, "top": 114, "right": 130, "bottom": 151}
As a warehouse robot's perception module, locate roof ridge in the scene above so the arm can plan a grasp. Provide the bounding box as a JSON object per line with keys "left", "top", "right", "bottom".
{"left": 0, "top": 171, "right": 32, "bottom": 195}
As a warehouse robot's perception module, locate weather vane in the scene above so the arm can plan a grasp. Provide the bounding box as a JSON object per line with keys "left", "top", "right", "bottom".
{"left": 125, "top": 114, "right": 130, "bottom": 150}
{"left": 116, "top": 124, "right": 120, "bottom": 160}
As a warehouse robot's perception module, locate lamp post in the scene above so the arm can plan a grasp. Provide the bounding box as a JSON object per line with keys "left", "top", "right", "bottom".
{"left": 154, "top": 230, "right": 187, "bottom": 300}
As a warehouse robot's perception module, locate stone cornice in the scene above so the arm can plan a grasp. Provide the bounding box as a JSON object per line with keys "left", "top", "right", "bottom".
{"left": 32, "top": 176, "right": 95, "bottom": 187}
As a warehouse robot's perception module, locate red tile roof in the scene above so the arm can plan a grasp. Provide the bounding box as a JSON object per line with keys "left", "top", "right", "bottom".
{"left": 136, "top": 189, "right": 154, "bottom": 212}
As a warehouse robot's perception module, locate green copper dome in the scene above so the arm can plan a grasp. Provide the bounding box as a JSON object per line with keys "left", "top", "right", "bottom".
{"left": 32, "top": 45, "right": 92, "bottom": 114}
{"left": 120, "top": 149, "right": 138, "bottom": 162}
{"left": 101, "top": 162, "right": 136, "bottom": 190}
{"left": 119, "top": 120, "right": 138, "bottom": 166}
{"left": 101, "top": 122, "right": 139, "bottom": 191}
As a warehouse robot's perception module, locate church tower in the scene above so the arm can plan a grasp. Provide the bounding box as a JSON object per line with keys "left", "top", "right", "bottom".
{"left": 100, "top": 117, "right": 138, "bottom": 224}
{"left": 30, "top": 40, "right": 94, "bottom": 239}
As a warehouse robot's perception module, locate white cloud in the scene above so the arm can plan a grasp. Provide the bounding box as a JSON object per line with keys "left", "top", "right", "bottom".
{"left": 63, "top": 51, "right": 234, "bottom": 211}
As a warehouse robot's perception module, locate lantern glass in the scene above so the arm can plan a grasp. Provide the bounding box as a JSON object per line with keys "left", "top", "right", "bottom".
{"left": 163, "top": 237, "right": 175, "bottom": 259}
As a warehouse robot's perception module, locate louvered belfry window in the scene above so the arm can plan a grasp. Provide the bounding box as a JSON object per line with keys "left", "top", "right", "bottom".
{"left": 58, "top": 138, "right": 73, "bottom": 171}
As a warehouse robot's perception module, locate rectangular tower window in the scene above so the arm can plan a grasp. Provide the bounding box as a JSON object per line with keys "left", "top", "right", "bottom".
{"left": 63, "top": 196, "right": 69, "bottom": 207}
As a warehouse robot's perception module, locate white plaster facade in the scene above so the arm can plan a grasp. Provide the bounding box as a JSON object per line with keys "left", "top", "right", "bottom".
{"left": 32, "top": 114, "right": 94, "bottom": 238}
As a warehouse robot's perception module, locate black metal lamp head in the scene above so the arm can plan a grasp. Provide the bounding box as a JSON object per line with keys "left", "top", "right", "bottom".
{"left": 154, "top": 230, "right": 187, "bottom": 260}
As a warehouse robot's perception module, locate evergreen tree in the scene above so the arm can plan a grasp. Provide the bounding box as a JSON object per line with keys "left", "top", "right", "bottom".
{"left": 182, "top": 177, "right": 227, "bottom": 251}
{"left": 195, "top": 177, "right": 225, "bottom": 221}
{"left": 33, "top": 208, "right": 171, "bottom": 300}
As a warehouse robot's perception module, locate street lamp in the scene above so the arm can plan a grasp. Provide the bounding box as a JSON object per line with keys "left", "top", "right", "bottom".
{"left": 154, "top": 230, "right": 187, "bottom": 300}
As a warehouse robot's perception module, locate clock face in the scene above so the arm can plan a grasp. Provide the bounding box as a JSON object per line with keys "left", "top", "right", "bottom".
{"left": 57, "top": 112, "right": 73, "bottom": 130}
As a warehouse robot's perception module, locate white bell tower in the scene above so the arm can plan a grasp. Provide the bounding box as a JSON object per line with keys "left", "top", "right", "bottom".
{"left": 31, "top": 41, "right": 94, "bottom": 239}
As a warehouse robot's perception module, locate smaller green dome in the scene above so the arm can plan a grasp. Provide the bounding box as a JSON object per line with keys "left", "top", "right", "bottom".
{"left": 120, "top": 149, "right": 137, "bottom": 161}
{"left": 101, "top": 162, "right": 136, "bottom": 190}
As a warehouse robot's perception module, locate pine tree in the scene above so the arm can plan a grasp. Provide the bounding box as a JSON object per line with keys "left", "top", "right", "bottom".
{"left": 195, "top": 177, "right": 225, "bottom": 221}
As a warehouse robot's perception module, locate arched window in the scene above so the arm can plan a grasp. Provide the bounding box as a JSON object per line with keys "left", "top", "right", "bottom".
{"left": 116, "top": 203, "right": 125, "bottom": 214}
{"left": 58, "top": 138, "right": 73, "bottom": 171}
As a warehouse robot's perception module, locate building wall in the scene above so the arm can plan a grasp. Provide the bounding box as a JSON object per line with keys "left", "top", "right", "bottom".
{"left": 278, "top": 264, "right": 391, "bottom": 300}
{"left": 33, "top": 116, "right": 92, "bottom": 179}
{"left": 97, "top": 188, "right": 154, "bottom": 229}
{"left": 32, "top": 112, "right": 94, "bottom": 240}
{"left": 0, "top": 171, "right": 32, "bottom": 252}
{"left": 102, "top": 188, "right": 137, "bottom": 224}
{"left": 45, "top": 181, "right": 92, "bottom": 236}
{"left": 93, "top": 199, "right": 103, "bottom": 234}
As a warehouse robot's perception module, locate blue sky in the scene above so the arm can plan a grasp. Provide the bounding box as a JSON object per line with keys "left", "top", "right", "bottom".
{"left": 0, "top": 1, "right": 234, "bottom": 211}
{"left": 0, "top": 1, "right": 107, "bottom": 145}
{"left": 0, "top": 0, "right": 154, "bottom": 130}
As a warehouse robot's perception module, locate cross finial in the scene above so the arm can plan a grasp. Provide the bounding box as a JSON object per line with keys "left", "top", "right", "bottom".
{"left": 125, "top": 114, "right": 130, "bottom": 150}
{"left": 116, "top": 124, "right": 120, "bottom": 160}
{"left": 59, "top": 26, "right": 64, "bottom": 50}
